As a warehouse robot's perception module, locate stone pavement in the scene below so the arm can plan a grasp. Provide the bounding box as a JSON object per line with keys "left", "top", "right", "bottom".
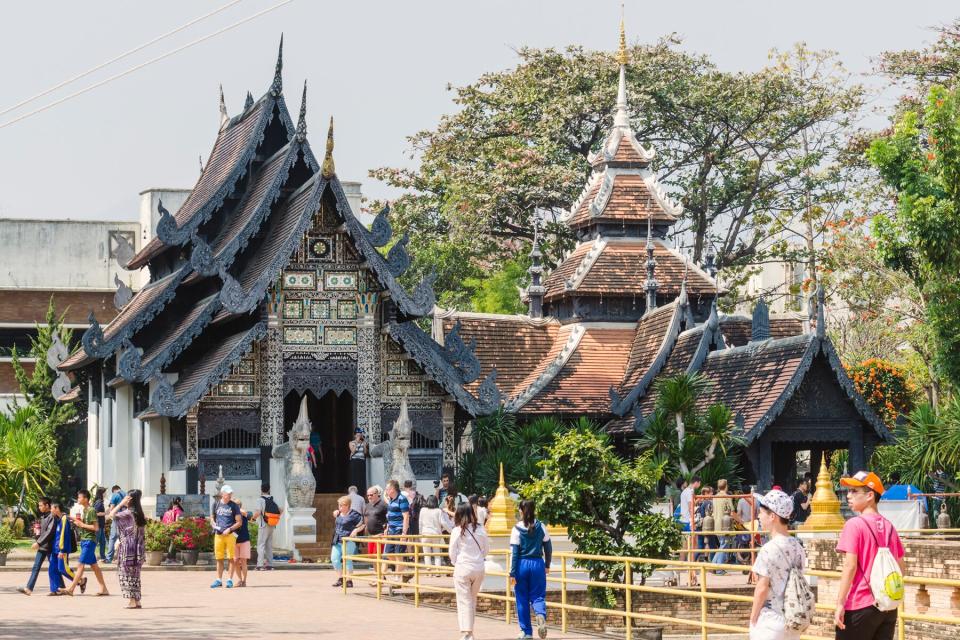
{"left": 0, "top": 568, "right": 603, "bottom": 640}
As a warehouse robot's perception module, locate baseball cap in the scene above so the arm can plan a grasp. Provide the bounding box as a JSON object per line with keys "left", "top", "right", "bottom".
{"left": 753, "top": 489, "right": 794, "bottom": 520}
{"left": 840, "top": 470, "right": 885, "bottom": 495}
{"left": 221, "top": 485, "right": 234, "bottom": 494}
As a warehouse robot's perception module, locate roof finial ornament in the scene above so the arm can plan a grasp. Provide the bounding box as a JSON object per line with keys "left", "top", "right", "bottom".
{"left": 295, "top": 80, "right": 308, "bottom": 142}
{"left": 244, "top": 91, "right": 254, "bottom": 111}
{"left": 527, "top": 216, "right": 545, "bottom": 319}
{"left": 815, "top": 284, "right": 826, "bottom": 339}
{"left": 751, "top": 297, "right": 770, "bottom": 342}
{"left": 218, "top": 84, "right": 229, "bottom": 129}
{"left": 613, "top": 5, "right": 630, "bottom": 129}
{"left": 270, "top": 34, "right": 284, "bottom": 97}
{"left": 321, "top": 116, "right": 335, "bottom": 178}
{"left": 645, "top": 211, "right": 658, "bottom": 312}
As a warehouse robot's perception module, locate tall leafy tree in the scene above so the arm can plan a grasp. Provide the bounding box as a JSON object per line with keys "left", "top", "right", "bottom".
{"left": 10, "top": 299, "right": 80, "bottom": 500}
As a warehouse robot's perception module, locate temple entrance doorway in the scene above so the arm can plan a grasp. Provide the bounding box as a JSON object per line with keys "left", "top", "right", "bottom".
{"left": 283, "top": 390, "right": 355, "bottom": 493}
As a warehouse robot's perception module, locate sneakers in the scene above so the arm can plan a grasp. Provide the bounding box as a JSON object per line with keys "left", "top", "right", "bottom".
{"left": 345, "top": 580, "right": 353, "bottom": 588}
{"left": 332, "top": 578, "right": 343, "bottom": 587}
{"left": 517, "top": 634, "right": 533, "bottom": 639}
{"left": 16, "top": 587, "right": 30, "bottom": 596}
{"left": 536, "top": 613, "right": 548, "bottom": 638}
{"left": 210, "top": 579, "right": 222, "bottom": 588}
{"left": 225, "top": 580, "right": 234, "bottom": 588}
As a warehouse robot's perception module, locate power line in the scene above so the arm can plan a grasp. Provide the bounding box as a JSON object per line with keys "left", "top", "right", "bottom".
{"left": 0, "top": 0, "right": 246, "bottom": 119}
{"left": 0, "top": 0, "right": 294, "bottom": 131}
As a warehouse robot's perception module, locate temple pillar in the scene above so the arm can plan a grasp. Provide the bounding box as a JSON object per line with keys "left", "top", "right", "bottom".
{"left": 262, "top": 326, "right": 284, "bottom": 446}
{"left": 747, "top": 437, "right": 773, "bottom": 491}
{"left": 87, "top": 372, "right": 102, "bottom": 487}
{"left": 143, "top": 418, "right": 164, "bottom": 496}
{"left": 848, "top": 423, "right": 865, "bottom": 473}
{"left": 356, "top": 319, "right": 380, "bottom": 444}
{"left": 441, "top": 400, "right": 456, "bottom": 468}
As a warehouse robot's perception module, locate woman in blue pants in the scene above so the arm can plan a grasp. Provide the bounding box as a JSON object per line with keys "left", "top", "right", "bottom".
{"left": 510, "top": 500, "right": 552, "bottom": 639}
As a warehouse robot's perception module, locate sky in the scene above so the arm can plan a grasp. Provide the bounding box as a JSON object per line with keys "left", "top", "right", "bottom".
{"left": 0, "top": 0, "right": 956, "bottom": 221}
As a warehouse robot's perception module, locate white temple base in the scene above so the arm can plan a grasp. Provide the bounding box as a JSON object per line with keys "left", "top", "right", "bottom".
{"left": 288, "top": 507, "right": 317, "bottom": 553}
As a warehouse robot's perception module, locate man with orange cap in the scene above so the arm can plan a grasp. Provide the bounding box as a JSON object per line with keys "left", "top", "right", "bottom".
{"left": 833, "top": 471, "right": 906, "bottom": 639}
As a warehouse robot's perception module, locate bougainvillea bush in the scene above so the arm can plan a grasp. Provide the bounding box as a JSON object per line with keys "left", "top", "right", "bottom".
{"left": 844, "top": 358, "right": 915, "bottom": 428}
{"left": 170, "top": 517, "right": 212, "bottom": 551}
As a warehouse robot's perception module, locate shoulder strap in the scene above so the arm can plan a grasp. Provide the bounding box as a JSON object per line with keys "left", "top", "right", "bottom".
{"left": 858, "top": 515, "right": 887, "bottom": 549}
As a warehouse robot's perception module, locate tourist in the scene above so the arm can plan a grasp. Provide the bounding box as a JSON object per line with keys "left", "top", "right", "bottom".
{"left": 510, "top": 499, "right": 552, "bottom": 640}
{"left": 108, "top": 490, "right": 146, "bottom": 609}
{"left": 449, "top": 502, "right": 490, "bottom": 640}
{"left": 64, "top": 489, "right": 109, "bottom": 596}
{"left": 49, "top": 502, "right": 76, "bottom": 595}
{"left": 105, "top": 485, "right": 125, "bottom": 563}
{"left": 712, "top": 479, "right": 735, "bottom": 571}
{"left": 349, "top": 428, "right": 368, "bottom": 492}
{"left": 384, "top": 479, "right": 410, "bottom": 585}
{"left": 441, "top": 494, "right": 457, "bottom": 533}
{"left": 93, "top": 488, "right": 107, "bottom": 562}
{"left": 418, "top": 495, "right": 445, "bottom": 571}
{"left": 679, "top": 475, "right": 702, "bottom": 532}
{"left": 748, "top": 489, "right": 806, "bottom": 640}
{"left": 161, "top": 497, "right": 183, "bottom": 524}
{"left": 347, "top": 485, "right": 365, "bottom": 516}
{"left": 666, "top": 478, "right": 684, "bottom": 515}
{"left": 404, "top": 479, "right": 425, "bottom": 536}
{"left": 363, "top": 485, "right": 388, "bottom": 557}
{"left": 253, "top": 484, "right": 282, "bottom": 571}
{"left": 234, "top": 500, "right": 251, "bottom": 587}
{"left": 17, "top": 496, "right": 53, "bottom": 596}
{"left": 435, "top": 471, "right": 467, "bottom": 506}
{"left": 834, "top": 471, "right": 905, "bottom": 639}
{"left": 476, "top": 495, "right": 489, "bottom": 528}
{"left": 791, "top": 479, "right": 811, "bottom": 526}
{"left": 210, "top": 485, "right": 242, "bottom": 589}
{"left": 331, "top": 495, "right": 363, "bottom": 587}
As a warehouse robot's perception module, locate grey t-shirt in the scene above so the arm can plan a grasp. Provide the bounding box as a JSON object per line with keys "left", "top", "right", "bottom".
{"left": 752, "top": 535, "right": 806, "bottom": 614}
{"left": 364, "top": 499, "right": 387, "bottom": 535}
{"left": 737, "top": 497, "right": 753, "bottom": 526}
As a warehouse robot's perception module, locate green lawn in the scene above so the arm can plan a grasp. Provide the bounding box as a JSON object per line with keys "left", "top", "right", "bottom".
{"left": 13, "top": 538, "right": 34, "bottom": 550}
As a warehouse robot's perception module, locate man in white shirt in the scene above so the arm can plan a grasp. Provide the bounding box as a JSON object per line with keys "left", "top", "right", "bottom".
{"left": 679, "top": 475, "right": 702, "bottom": 532}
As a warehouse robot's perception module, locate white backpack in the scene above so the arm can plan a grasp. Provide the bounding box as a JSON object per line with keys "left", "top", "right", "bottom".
{"left": 860, "top": 518, "right": 904, "bottom": 611}
{"left": 783, "top": 566, "right": 815, "bottom": 631}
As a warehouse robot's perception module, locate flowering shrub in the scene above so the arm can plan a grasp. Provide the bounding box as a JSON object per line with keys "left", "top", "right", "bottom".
{"left": 170, "top": 517, "right": 212, "bottom": 551}
{"left": 144, "top": 520, "right": 170, "bottom": 552}
{"left": 844, "top": 358, "right": 915, "bottom": 428}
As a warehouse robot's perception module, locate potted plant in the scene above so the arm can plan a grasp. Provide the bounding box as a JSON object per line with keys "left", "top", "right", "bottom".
{"left": 0, "top": 524, "right": 15, "bottom": 566}
{"left": 172, "top": 518, "right": 203, "bottom": 565}
{"left": 144, "top": 521, "right": 168, "bottom": 566}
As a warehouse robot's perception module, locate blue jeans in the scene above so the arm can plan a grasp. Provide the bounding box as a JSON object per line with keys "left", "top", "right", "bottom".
{"left": 712, "top": 535, "right": 732, "bottom": 566}
{"left": 331, "top": 540, "right": 356, "bottom": 572}
{"left": 514, "top": 557, "right": 547, "bottom": 636}
{"left": 106, "top": 520, "right": 119, "bottom": 562}
{"left": 25, "top": 550, "right": 46, "bottom": 591}
{"left": 96, "top": 527, "right": 107, "bottom": 560}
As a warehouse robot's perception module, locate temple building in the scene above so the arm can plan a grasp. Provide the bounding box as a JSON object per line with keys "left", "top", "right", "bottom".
{"left": 436, "top": 21, "right": 891, "bottom": 488}
{"left": 57, "top": 42, "right": 499, "bottom": 549}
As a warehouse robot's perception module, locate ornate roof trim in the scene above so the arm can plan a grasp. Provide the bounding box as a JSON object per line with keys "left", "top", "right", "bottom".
{"left": 505, "top": 324, "right": 586, "bottom": 412}
{"left": 588, "top": 124, "right": 656, "bottom": 166}
{"left": 819, "top": 337, "right": 893, "bottom": 443}
{"left": 327, "top": 179, "right": 436, "bottom": 317}
{"left": 609, "top": 300, "right": 686, "bottom": 416}
{"left": 655, "top": 239, "right": 721, "bottom": 292}
{"left": 149, "top": 321, "right": 267, "bottom": 418}
{"left": 563, "top": 238, "right": 607, "bottom": 292}
{"left": 385, "top": 321, "right": 500, "bottom": 416}
{"left": 640, "top": 167, "right": 683, "bottom": 218}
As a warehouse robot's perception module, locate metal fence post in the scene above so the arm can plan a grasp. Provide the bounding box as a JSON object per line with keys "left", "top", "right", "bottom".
{"left": 376, "top": 539, "right": 383, "bottom": 600}
{"left": 561, "top": 556, "right": 568, "bottom": 634}
{"left": 700, "top": 565, "right": 708, "bottom": 640}
{"left": 342, "top": 540, "right": 348, "bottom": 595}
{"left": 625, "top": 559, "right": 633, "bottom": 640}
{"left": 414, "top": 540, "right": 420, "bottom": 608}
{"left": 505, "top": 552, "right": 511, "bottom": 624}
{"left": 898, "top": 601, "right": 905, "bottom": 640}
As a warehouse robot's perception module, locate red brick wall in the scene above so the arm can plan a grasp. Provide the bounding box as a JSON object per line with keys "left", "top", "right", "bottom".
{"left": 0, "top": 361, "right": 33, "bottom": 394}
{"left": 0, "top": 289, "right": 118, "bottom": 324}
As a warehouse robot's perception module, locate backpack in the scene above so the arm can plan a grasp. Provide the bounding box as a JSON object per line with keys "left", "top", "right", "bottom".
{"left": 783, "top": 567, "right": 815, "bottom": 631}
{"left": 261, "top": 495, "right": 282, "bottom": 527}
{"left": 859, "top": 517, "right": 904, "bottom": 611}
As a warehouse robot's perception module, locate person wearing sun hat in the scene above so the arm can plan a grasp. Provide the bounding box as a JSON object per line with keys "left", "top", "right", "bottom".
{"left": 748, "top": 489, "right": 806, "bottom": 639}
{"left": 833, "top": 471, "right": 906, "bottom": 639}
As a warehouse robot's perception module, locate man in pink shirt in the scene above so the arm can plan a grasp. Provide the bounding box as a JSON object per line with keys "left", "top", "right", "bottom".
{"left": 834, "top": 470, "right": 906, "bottom": 640}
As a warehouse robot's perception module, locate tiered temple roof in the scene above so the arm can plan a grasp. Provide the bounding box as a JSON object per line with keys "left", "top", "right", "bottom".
{"left": 61, "top": 41, "right": 499, "bottom": 419}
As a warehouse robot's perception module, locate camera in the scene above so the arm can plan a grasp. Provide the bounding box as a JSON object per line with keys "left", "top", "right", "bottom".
{"left": 433, "top": 480, "right": 440, "bottom": 488}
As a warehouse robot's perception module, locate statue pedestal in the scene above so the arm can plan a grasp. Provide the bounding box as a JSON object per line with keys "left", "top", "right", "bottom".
{"left": 288, "top": 507, "right": 317, "bottom": 560}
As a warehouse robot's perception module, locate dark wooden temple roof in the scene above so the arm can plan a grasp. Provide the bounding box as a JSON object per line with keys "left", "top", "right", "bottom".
{"left": 719, "top": 314, "right": 806, "bottom": 348}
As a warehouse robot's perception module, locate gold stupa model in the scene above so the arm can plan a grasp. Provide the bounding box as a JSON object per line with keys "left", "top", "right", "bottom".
{"left": 800, "top": 452, "right": 847, "bottom": 530}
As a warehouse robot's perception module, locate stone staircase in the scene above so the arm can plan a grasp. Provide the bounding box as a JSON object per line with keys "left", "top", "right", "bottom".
{"left": 296, "top": 493, "right": 341, "bottom": 562}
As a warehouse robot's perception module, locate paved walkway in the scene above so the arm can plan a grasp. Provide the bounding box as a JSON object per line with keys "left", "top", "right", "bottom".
{"left": 0, "top": 569, "right": 602, "bottom": 640}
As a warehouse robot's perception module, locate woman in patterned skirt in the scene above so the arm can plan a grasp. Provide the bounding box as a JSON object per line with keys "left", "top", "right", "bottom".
{"left": 107, "top": 489, "right": 146, "bottom": 608}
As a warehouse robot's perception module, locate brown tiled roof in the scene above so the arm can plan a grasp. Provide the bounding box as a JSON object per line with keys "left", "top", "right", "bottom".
{"left": 633, "top": 326, "right": 707, "bottom": 418}
{"left": 696, "top": 335, "right": 814, "bottom": 438}
{"left": 437, "top": 313, "right": 558, "bottom": 398}
{"left": 719, "top": 315, "right": 806, "bottom": 348}
{"left": 569, "top": 173, "right": 677, "bottom": 228}
{"left": 618, "top": 301, "right": 679, "bottom": 395}
{"left": 519, "top": 326, "right": 634, "bottom": 414}
{"left": 543, "top": 240, "right": 716, "bottom": 301}
{"left": 605, "top": 414, "right": 635, "bottom": 435}
{"left": 129, "top": 98, "right": 271, "bottom": 269}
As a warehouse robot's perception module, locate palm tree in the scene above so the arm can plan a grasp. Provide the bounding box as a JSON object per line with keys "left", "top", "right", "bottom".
{"left": 0, "top": 406, "right": 60, "bottom": 513}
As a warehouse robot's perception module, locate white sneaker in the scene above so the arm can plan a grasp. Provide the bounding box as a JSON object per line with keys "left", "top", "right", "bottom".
{"left": 536, "top": 613, "right": 548, "bottom": 638}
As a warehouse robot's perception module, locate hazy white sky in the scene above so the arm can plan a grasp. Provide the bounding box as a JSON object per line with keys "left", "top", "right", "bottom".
{"left": 0, "top": 1, "right": 955, "bottom": 221}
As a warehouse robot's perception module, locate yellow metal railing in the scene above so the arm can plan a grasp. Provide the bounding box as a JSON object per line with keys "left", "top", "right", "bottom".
{"left": 338, "top": 534, "right": 960, "bottom": 640}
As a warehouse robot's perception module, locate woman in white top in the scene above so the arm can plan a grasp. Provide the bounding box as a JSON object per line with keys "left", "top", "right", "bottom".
{"left": 418, "top": 495, "right": 445, "bottom": 570}
{"left": 449, "top": 502, "right": 490, "bottom": 640}
{"left": 749, "top": 489, "right": 806, "bottom": 640}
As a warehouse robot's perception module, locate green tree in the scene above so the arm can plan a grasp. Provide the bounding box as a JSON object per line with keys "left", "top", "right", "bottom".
{"left": 0, "top": 406, "right": 60, "bottom": 512}
{"left": 374, "top": 40, "right": 864, "bottom": 310}
{"left": 867, "top": 83, "right": 960, "bottom": 391}
{"left": 521, "top": 427, "right": 682, "bottom": 594}
{"left": 637, "top": 373, "right": 739, "bottom": 486}
{"left": 10, "top": 299, "right": 80, "bottom": 500}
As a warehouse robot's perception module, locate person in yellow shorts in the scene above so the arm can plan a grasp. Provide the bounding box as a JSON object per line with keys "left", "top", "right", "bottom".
{"left": 210, "top": 485, "right": 242, "bottom": 588}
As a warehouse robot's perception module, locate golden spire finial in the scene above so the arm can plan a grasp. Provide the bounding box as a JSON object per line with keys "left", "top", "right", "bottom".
{"left": 321, "top": 116, "right": 335, "bottom": 178}
{"left": 616, "top": 4, "right": 628, "bottom": 66}
{"left": 499, "top": 462, "right": 506, "bottom": 488}
{"left": 800, "top": 451, "right": 846, "bottom": 531}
